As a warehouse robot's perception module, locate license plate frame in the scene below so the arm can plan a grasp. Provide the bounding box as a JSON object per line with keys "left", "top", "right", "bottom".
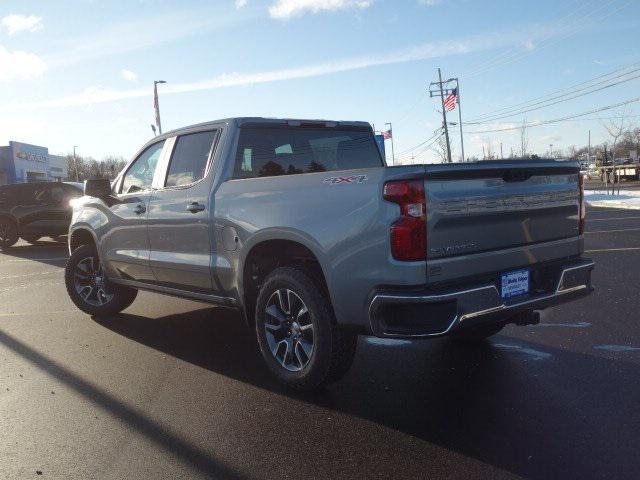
{"left": 500, "top": 269, "right": 530, "bottom": 299}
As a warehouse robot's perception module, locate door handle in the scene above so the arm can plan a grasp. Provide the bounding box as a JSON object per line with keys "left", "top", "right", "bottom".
{"left": 187, "top": 202, "right": 205, "bottom": 213}
{"left": 133, "top": 204, "right": 146, "bottom": 215}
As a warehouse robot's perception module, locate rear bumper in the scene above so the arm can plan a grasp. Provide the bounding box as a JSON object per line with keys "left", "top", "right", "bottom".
{"left": 368, "top": 258, "right": 594, "bottom": 338}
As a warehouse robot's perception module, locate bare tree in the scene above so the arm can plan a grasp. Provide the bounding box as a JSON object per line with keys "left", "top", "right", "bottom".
{"left": 431, "top": 135, "right": 453, "bottom": 163}
{"left": 602, "top": 109, "right": 629, "bottom": 160}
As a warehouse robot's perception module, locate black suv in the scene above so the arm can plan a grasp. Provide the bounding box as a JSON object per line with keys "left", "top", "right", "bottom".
{"left": 0, "top": 182, "right": 83, "bottom": 248}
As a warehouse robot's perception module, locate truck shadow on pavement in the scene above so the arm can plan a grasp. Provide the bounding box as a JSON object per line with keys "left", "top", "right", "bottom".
{"left": 96, "top": 307, "right": 640, "bottom": 480}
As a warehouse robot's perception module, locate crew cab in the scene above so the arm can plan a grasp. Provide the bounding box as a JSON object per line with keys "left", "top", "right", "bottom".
{"left": 65, "top": 118, "right": 594, "bottom": 390}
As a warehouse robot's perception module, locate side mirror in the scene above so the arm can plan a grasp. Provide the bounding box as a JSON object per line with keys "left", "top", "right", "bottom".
{"left": 84, "top": 178, "right": 112, "bottom": 198}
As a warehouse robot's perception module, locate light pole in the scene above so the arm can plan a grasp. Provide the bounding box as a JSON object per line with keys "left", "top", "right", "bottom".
{"left": 73, "top": 145, "right": 79, "bottom": 182}
{"left": 154, "top": 80, "right": 167, "bottom": 135}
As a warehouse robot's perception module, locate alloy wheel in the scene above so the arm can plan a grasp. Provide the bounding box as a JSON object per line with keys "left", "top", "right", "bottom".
{"left": 264, "top": 288, "right": 314, "bottom": 372}
{"left": 73, "top": 256, "right": 114, "bottom": 307}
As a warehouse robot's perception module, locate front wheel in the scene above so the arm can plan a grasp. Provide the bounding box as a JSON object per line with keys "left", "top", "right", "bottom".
{"left": 65, "top": 244, "right": 137, "bottom": 316}
{"left": 255, "top": 267, "right": 357, "bottom": 391}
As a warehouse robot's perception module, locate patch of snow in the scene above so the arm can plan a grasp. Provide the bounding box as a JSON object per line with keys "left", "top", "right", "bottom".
{"left": 585, "top": 189, "right": 640, "bottom": 210}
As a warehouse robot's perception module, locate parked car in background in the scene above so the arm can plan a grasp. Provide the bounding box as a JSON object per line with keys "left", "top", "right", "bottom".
{"left": 0, "top": 181, "right": 83, "bottom": 248}
{"left": 65, "top": 117, "right": 594, "bottom": 390}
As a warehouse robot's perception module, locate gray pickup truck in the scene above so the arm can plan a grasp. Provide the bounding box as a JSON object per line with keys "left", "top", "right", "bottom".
{"left": 65, "top": 117, "right": 594, "bottom": 390}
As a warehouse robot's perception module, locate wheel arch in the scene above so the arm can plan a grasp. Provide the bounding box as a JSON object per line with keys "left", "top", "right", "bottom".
{"left": 68, "top": 227, "right": 98, "bottom": 254}
{"left": 238, "top": 233, "right": 331, "bottom": 328}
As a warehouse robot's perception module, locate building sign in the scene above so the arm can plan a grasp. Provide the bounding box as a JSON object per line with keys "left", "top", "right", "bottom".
{"left": 16, "top": 151, "right": 47, "bottom": 163}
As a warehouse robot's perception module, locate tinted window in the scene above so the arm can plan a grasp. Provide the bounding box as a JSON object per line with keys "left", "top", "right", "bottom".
{"left": 49, "top": 185, "right": 65, "bottom": 203}
{"left": 20, "top": 184, "right": 50, "bottom": 203}
{"left": 121, "top": 141, "right": 165, "bottom": 194}
{"left": 233, "top": 127, "right": 382, "bottom": 179}
{"left": 165, "top": 131, "right": 216, "bottom": 187}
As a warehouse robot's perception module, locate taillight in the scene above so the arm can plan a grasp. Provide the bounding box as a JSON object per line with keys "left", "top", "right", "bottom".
{"left": 383, "top": 179, "right": 427, "bottom": 261}
{"left": 578, "top": 173, "right": 585, "bottom": 235}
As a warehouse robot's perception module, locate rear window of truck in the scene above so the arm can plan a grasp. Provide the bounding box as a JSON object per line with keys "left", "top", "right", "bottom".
{"left": 233, "top": 126, "right": 383, "bottom": 179}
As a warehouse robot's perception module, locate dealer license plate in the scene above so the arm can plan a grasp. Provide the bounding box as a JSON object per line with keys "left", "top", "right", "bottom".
{"left": 500, "top": 269, "right": 530, "bottom": 299}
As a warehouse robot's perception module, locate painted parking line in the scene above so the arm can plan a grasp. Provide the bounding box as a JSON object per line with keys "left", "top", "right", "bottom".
{"left": 585, "top": 247, "right": 640, "bottom": 253}
{"left": 0, "top": 271, "right": 61, "bottom": 280}
{"left": 0, "top": 310, "right": 75, "bottom": 317}
{"left": 587, "top": 216, "right": 640, "bottom": 222}
{"left": 585, "top": 227, "right": 640, "bottom": 234}
{"left": 0, "top": 257, "right": 68, "bottom": 263}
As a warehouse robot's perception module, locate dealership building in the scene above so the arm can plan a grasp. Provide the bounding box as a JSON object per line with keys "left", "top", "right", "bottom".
{"left": 0, "top": 141, "right": 68, "bottom": 185}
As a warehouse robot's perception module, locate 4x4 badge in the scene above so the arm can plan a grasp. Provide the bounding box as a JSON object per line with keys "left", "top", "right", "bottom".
{"left": 323, "top": 175, "right": 367, "bottom": 185}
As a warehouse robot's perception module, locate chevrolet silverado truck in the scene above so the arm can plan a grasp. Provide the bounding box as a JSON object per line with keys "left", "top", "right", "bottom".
{"left": 64, "top": 118, "right": 594, "bottom": 390}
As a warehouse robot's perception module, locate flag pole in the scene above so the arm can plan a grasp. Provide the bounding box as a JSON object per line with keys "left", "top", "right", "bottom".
{"left": 456, "top": 78, "right": 465, "bottom": 162}
{"left": 385, "top": 122, "right": 395, "bottom": 165}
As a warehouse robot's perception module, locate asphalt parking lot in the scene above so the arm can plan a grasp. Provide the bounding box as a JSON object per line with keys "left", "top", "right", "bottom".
{"left": 1, "top": 205, "right": 639, "bottom": 479}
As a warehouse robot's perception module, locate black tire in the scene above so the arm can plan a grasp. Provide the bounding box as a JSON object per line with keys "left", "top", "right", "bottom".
{"left": 65, "top": 244, "right": 138, "bottom": 316}
{"left": 255, "top": 267, "right": 357, "bottom": 391}
{"left": 21, "top": 235, "right": 41, "bottom": 244}
{"left": 0, "top": 218, "right": 19, "bottom": 249}
{"left": 450, "top": 322, "right": 504, "bottom": 344}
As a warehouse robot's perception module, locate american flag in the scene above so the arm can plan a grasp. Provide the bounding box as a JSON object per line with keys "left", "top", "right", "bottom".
{"left": 381, "top": 129, "right": 392, "bottom": 140}
{"left": 443, "top": 88, "right": 458, "bottom": 111}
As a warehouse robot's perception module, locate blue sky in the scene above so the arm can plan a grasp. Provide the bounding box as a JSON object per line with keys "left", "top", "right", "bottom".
{"left": 1, "top": 0, "right": 639, "bottom": 163}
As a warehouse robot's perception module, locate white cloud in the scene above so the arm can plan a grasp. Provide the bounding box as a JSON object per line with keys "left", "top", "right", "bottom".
{"left": 121, "top": 69, "right": 138, "bottom": 82}
{"left": 269, "top": 0, "right": 372, "bottom": 19}
{"left": 523, "top": 39, "right": 535, "bottom": 51}
{"left": 1, "top": 14, "right": 43, "bottom": 36}
{"left": 45, "top": 8, "right": 247, "bottom": 69}
{"left": 235, "top": 0, "right": 248, "bottom": 8}
{"left": 419, "top": 0, "right": 442, "bottom": 5}
{"left": 0, "top": 45, "right": 46, "bottom": 82}
{"left": 2, "top": 25, "right": 564, "bottom": 110}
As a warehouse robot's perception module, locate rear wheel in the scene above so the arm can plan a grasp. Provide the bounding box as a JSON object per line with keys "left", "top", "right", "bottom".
{"left": 450, "top": 323, "right": 504, "bottom": 344}
{"left": 255, "top": 267, "right": 357, "bottom": 391}
{"left": 65, "top": 244, "right": 137, "bottom": 316}
{"left": 21, "top": 235, "right": 41, "bottom": 244}
{"left": 0, "top": 219, "right": 18, "bottom": 249}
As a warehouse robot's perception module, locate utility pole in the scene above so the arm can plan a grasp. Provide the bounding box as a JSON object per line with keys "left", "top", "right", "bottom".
{"left": 500, "top": 142, "right": 503, "bottom": 158}
{"left": 385, "top": 122, "right": 395, "bottom": 165}
{"left": 482, "top": 145, "right": 486, "bottom": 160}
{"left": 588, "top": 130, "right": 591, "bottom": 164}
{"left": 154, "top": 80, "right": 167, "bottom": 135}
{"left": 73, "top": 145, "right": 79, "bottom": 182}
{"left": 429, "top": 68, "right": 452, "bottom": 163}
{"left": 549, "top": 144, "right": 553, "bottom": 157}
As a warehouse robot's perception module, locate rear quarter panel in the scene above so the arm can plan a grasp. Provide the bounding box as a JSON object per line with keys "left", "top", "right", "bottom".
{"left": 214, "top": 165, "right": 427, "bottom": 330}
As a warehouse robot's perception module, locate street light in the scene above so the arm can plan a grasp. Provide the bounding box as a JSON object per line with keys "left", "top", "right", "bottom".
{"left": 154, "top": 80, "right": 167, "bottom": 135}
{"left": 73, "top": 145, "right": 79, "bottom": 182}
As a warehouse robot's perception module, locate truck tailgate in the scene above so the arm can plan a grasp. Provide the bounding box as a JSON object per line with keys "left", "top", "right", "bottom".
{"left": 424, "top": 161, "right": 581, "bottom": 278}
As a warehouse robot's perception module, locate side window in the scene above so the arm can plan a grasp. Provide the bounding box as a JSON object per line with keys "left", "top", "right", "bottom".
{"left": 165, "top": 131, "right": 216, "bottom": 187}
{"left": 121, "top": 141, "right": 165, "bottom": 194}
{"left": 30, "top": 184, "right": 50, "bottom": 203}
{"left": 49, "top": 185, "right": 65, "bottom": 203}
{"left": 233, "top": 127, "right": 382, "bottom": 179}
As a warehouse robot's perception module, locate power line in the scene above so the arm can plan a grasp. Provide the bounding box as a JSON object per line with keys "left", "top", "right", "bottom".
{"left": 464, "top": 96, "right": 640, "bottom": 134}
{"left": 395, "top": 127, "right": 443, "bottom": 157}
{"left": 466, "top": 70, "right": 640, "bottom": 124}
{"left": 469, "top": 59, "right": 640, "bottom": 121}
